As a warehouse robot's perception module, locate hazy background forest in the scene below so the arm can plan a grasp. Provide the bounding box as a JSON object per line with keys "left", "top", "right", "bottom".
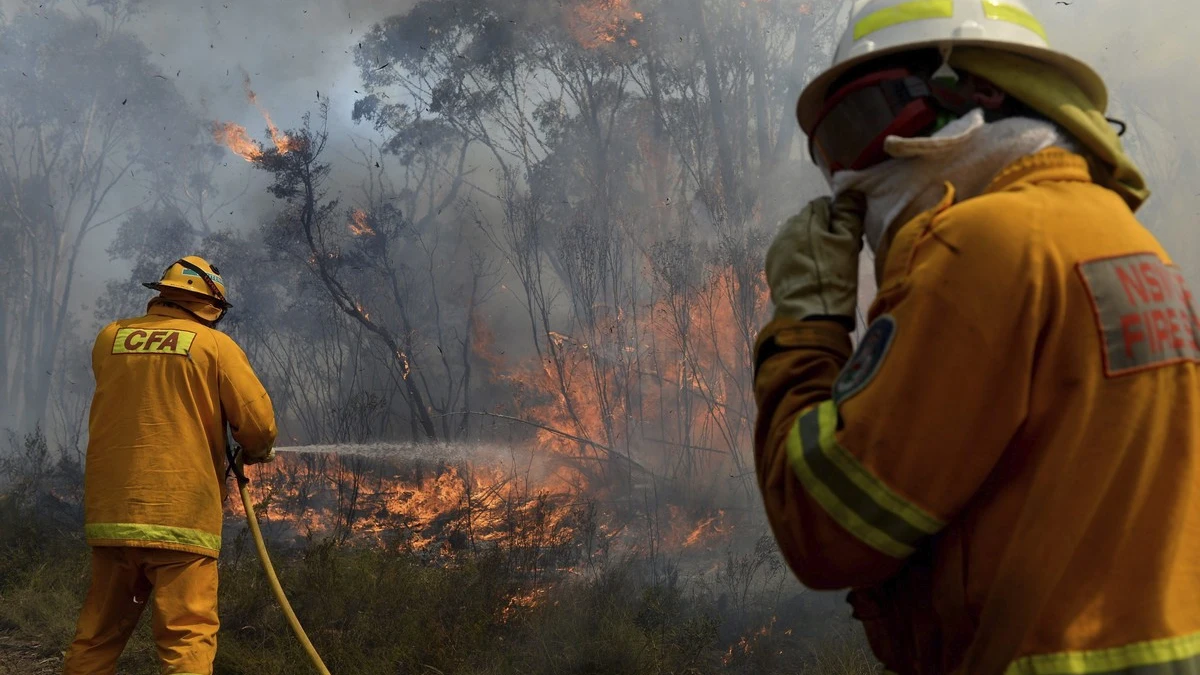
{"left": 0, "top": 0, "right": 1195, "bottom": 673}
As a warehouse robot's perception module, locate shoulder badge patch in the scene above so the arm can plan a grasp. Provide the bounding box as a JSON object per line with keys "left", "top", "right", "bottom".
{"left": 1076, "top": 252, "right": 1200, "bottom": 377}
{"left": 833, "top": 315, "right": 897, "bottom": 404}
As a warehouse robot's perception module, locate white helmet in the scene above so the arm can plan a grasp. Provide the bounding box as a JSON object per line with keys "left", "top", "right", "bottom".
{"left": 796, "top": 0, "right": 1106, "bottom": 134}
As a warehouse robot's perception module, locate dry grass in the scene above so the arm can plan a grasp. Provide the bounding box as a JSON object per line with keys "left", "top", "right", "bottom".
{"left": 0, "top": 429, "right": 882, "bottom": 675}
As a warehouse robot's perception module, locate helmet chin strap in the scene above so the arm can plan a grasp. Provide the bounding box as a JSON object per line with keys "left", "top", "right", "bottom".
{"left": 171, "top": 258, "right": 230, "bottom": 325}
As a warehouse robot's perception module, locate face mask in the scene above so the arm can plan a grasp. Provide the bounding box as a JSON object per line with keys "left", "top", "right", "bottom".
{"left": 831, "top": 109, "right": 1065, "bottom": 253}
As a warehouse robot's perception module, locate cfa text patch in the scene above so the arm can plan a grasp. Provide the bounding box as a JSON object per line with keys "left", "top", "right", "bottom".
{"left": 111, "top": 328, "right": 197, "bottom": 356}
{"left": 1077, "top": 253, "right": 1200, "bottom": 376}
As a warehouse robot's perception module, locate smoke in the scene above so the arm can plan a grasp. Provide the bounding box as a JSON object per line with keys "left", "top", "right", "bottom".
{"left": 4, "top": 0, "right": 1198, "bottom": 462}
{"left": 0, "top": 0, "right": 418, "bottom": 435}
{"left": 123, "top": 0, "right": 422, "bottom": 232}
{"left": 1030, "top": 0, "right": 1200, "bottom": 281}
{"left": 136, "top": 1, "right": 414, "bottom": 120}
{"left": 0, "top": 0, "right": 421, "bottom": 320}
{"left": 0, "top": 2, "right": 1194, "bottom": 653}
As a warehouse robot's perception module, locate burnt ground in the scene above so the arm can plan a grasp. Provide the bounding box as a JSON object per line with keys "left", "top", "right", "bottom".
{"left": 0, "top": 634, "right": 61, "bottom": 674}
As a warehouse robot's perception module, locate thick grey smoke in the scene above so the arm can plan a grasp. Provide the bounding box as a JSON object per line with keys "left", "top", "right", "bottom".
{"left": 73, "top": 0, "right": 418, "bottom": 304}
{"left": 0, "top": 0, "right": 416, "bottom": 433}
{"left": 3, "top": 0, "right": 1197, "bottom": 443}
{"left": 0, "top": 2, "right": 1195, "bottom": 648}
{"left": 136, "top": 1, "right": 414, "bottom": 126}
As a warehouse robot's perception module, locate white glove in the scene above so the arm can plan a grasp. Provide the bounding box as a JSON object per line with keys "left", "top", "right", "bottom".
{"left": 765, "top": 193, "right": 866, "bottom": 323}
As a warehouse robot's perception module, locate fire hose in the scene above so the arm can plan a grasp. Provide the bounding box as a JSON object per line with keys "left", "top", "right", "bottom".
{"left": 226, "top": 444, "right": 332, "bottom": 675}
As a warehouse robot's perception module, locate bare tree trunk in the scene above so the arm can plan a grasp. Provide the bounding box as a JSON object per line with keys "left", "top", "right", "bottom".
{"left": 694, "top": 3, "right": 740, "bottom": 224}
{"left": 291, "top": 134, "right": 439, "bottom": 442}
{"left": 749, "top": 10, "right": 775, "bottom": 180}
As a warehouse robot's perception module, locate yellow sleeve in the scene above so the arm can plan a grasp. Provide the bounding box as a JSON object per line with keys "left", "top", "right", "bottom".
{"left": 755, "top": 193, "right": 1041, "bottom": 589}
{"left": 216, "top": 333, "right": 277, "bottom": 460}
{"left": 754, "top": 319, "right": 906, "bottom": 589}
{"left": 91, "top": 323, "right": 117, "bottom": 380}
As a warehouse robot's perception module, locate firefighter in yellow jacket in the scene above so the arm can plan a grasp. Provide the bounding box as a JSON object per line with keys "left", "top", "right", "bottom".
{"left": 755, "top": 1, "right": 1200, "bottom": 673}
{"left": 64, "top": 256, "right": 277, "bottom": 675}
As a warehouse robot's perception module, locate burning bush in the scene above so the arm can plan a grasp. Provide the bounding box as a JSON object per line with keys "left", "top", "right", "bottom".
{"left": 224, "top": 445, "right": 754, "bottom": 574}
{"left": 1, "top": 430, "right": 872, "bottom": 674}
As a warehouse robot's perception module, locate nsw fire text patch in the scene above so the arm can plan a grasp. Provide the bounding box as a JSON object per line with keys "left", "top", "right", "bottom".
{"left": 1077, "top": 253, "right": 1200, "bottom": 377}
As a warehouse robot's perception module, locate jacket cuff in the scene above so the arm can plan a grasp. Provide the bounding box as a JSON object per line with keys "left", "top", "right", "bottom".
{"left": 755, "top": 318, "right": 853, "bottom": 376}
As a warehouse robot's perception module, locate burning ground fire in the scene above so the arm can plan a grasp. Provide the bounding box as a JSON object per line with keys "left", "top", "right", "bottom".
{"left": 567, "top": 0, "right": 644, "bottom": 49}
{"left": 222, "top": 445, "right": 752, "bottom": 628}
{"left": 222, "top": 253, "right": 768, "bottom": 613}
{"left": 723, "top": 616, "right": 796, "bottom": 666}
{"left": 349, "top": 208, "right": 376, "bottom": 236}
{"left": 226, "top": 449, "right": 739, "bottom": 559}
{"left": 211, "top": 75, "right": 295, "bottom": 161}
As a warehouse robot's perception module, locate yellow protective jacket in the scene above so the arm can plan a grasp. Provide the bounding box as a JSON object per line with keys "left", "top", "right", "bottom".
{"left": 84, "top": 301, "right": 276, "bottom": 558}
{"left": 754, "top": 150, "right": 1200, "bottom": 674}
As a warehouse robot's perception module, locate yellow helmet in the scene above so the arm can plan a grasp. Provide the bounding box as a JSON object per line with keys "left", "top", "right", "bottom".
{"left": 796, "top": 0, "right": 1106, "bottom": 135}
{"left": 142, "top": 256, "right": 232, "bottom": 309}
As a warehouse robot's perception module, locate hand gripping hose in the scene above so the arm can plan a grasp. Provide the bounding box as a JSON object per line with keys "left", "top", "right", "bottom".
{"left": 227, "top": 445, "right": 332, "bottom": 675}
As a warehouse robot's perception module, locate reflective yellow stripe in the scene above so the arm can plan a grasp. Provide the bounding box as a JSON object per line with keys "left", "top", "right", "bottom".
{"left": 786, "top": 401, "right": 944, "bottom": 558}
{"left": 813, "top": 402, "right": 944, "bottom": 535}
{"left": 854, "top": 0, "right": 954, "bottom": 40}
{"left": 1004, "top": 631, "right": 1200, "bottom": 674}
{"left": 85, "top": 522, "right": 221, "bottom": 553}
{"left": 982, "top": 0, "right": 1048, "bottom": 42}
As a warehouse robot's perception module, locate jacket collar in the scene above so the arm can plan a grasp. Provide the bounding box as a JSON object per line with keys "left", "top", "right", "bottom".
{"left": 984, "top": 147, "right": 1092, "bottom": 193}
{"left": 146, "top": 300, "right": 209, "bottom": 325}
{"left": 877, "top": 149, "right": 1094, "bottom": 287}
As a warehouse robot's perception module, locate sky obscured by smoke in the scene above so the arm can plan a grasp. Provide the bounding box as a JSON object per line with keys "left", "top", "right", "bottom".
{"left": 3, "top": 0, "right": 1197, "bottom": 372}
{"left": 0, "top": 0, "right": 416, "bottom": 312}
{"left": 134, "top": 1, "right": 411, "bottom": 136}
{"left": 1035, "top": 0, "right": 1198, "bottom": 273}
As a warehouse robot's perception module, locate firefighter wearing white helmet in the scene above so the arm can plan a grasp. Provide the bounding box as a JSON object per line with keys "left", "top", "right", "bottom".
{"left": 796, "top": 0, "right": 1107, "bottom": 138}
{"left": 64, "top": 255, "right": 277, "bottom": 674}
{"left": 754, "top": 1, "right": 1200, "bottom": 674}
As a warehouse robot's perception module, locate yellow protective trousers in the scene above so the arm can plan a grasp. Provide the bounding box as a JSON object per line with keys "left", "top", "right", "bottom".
{"left": 63, "top": 546, "right": 218, "bottom": 675}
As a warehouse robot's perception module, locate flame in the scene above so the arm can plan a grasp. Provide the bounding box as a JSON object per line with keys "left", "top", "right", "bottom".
{"left": 395, "top": 349, "right": 411, "bottom": 380}
{"left": 682, "top": 509, "right": 730, "bottom": 548}
{"left": 228, "top": 454, "right": 581, "bottom": 555}
{"left": 723, "top": 616, "right": 780, "bottom": 665}
{"left": 243, "top": 76, "right": 295, "bottom": 154}
{"left": 501, "top": 587, "right": 547, "bottom": 623}
{"left": 349, "top": 209, "right": 375, "bottom": 236}
{"left": 211, "top": 122, "right": 263, "bottom": 162}
{"left": 220, "top": 211, "right": 768, "bottom": 587}
{"left": 354, "top": 302, "right": 371, "bottom": 321}
{"left": 566, "top": 0, "right": 644, "bottom": 49}
{"left": 470, "top": 257, "right": 767, "bottom": 556}
{"left": 212, "top": 76, "right": 295, "bottom": 161}
{"left": 224, "top": 449, "right": 742, "bottom": 575}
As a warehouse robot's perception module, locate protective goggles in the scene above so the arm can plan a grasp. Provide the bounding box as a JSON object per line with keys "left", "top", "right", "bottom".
{"left": 808, "top": 69, "right": 951, "bottom": 179}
